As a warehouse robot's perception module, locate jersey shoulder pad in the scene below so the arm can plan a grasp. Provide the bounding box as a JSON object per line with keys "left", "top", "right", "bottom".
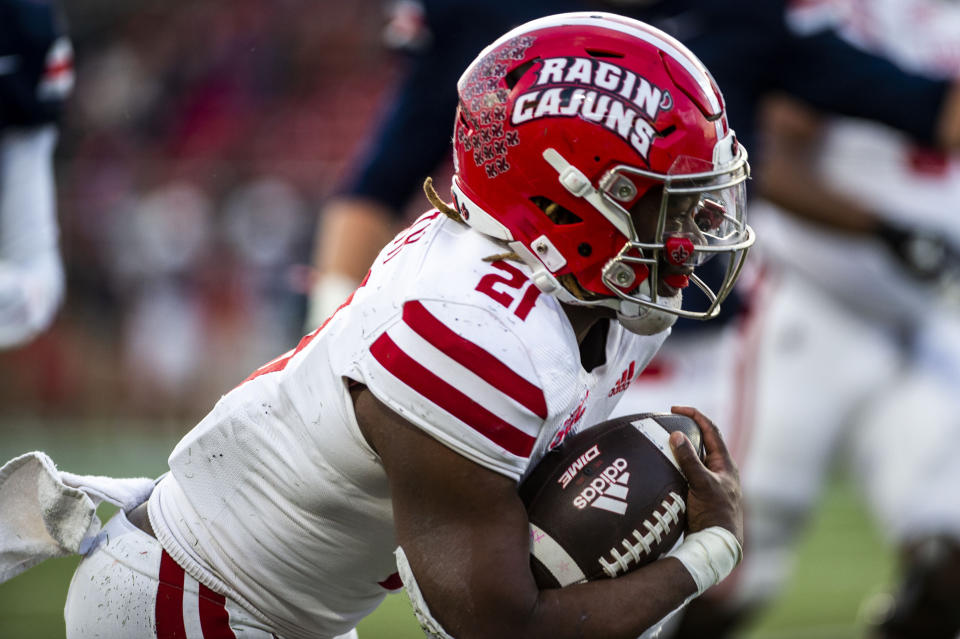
{"left": 359, "top": 297, "right": 559, "bottom": 481}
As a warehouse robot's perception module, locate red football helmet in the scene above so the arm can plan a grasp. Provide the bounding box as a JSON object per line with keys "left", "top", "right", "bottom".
{"left": 451, "top": 12, "right": 753, "bottom": 332}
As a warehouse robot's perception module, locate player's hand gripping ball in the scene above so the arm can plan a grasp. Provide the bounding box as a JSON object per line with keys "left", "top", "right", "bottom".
{"left": 520, "top": 412, "right": 704, "bottom": 588}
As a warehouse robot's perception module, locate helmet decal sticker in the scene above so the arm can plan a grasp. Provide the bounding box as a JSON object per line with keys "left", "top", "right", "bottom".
{"left": 531, "top": 57, "right": 671, "bottom": 120}
{"left": 512, "top": 57, "right": 672, "bottom": 161}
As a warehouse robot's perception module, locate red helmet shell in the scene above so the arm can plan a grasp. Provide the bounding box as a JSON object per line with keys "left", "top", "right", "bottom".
{"left": 452, "top": 13, "right": 733, "bottom": 298}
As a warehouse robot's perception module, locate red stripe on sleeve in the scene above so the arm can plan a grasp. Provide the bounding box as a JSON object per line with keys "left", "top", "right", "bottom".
{"left": 198, "top": 583, "right": 236, "bottom": 639}
{"left": 370, "top": 333, "right": 536, "bottom": 457}
{"left": 156, "top": 551, "right": 187, "bottom": 639}
{"left": 402, "top": 301, "right": 547, "bottom": 419}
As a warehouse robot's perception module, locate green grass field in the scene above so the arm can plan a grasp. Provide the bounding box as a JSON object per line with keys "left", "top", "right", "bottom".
{"left": 0, "top": 420, "right": 895, "bottom": 638}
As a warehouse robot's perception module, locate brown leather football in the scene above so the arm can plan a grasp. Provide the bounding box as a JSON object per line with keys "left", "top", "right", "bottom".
{"left": 520, "top": 412, "right": 703, "bottom": 588}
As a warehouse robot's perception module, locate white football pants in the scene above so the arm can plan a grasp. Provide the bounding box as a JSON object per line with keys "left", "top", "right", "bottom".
{"left": 64, "top": 510, "right": 360, "bottom": 639}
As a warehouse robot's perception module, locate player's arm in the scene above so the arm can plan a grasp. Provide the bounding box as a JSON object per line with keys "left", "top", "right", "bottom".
{"left": 755, "top": 95, "right": 878, "bottom": 234}
{"left": 304, "top": 13, "right": 481, "bottom": 331}
{"left": 355, "top": 390, "right": 743, "bottom": 639}
{"left": 757, "top": 94, "right": 958, "bottom": 281}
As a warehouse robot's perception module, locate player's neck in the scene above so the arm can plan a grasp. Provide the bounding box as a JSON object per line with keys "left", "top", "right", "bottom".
{"left": 562, "top": 304, "right": 614, "bottom": 345}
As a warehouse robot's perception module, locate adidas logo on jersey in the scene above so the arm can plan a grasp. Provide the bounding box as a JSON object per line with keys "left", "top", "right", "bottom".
{"left": 549, "top": 390, "right": 590, "bottom": 450}
{"left": 572, "top": 458, "right": 630, "bottom": 515}
{"left": 608, "top": 361, "right": 636, "bottom": 397}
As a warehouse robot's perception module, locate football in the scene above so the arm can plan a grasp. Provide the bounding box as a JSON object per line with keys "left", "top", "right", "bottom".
{"left": 520, "top": 412, "right": 704, "bottom": 588}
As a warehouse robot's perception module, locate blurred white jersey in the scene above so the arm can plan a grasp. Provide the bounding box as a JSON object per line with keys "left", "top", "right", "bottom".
{"left": 789, "top": 0, "right": 960, "bottom": 78}
{"left": 754, "top": 118, "right": 960, "bottom": 329}
{"left": 148, "top": 210, "right": 666, "bottom": 639}
{"left": 771, "top": 0, "right": 960, "bottom": 324}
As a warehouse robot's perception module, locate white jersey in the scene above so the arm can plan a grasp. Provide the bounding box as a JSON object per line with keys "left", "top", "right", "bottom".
{"left": 149, "top": 210, "right": 666, "bottom": 639}
{"left": 788, "top": 0, "right": 960, "bottom": 78}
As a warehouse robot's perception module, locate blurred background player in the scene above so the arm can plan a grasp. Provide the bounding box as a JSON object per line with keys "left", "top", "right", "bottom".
{"left": 0, "top": 0, "right": 73, "bottom": 348}
{"left": 617, "top": 1, "right": 960, "bottom": 637}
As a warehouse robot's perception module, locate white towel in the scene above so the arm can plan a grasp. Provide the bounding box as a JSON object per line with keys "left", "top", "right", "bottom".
{"left": 0, "top": 451, "right": 155, "bottom": 583}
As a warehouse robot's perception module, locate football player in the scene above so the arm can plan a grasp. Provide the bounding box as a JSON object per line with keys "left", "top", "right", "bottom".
{"left": 0, "top": 0, "right": 73, "bottom": 348}
{"left": 50, "top": 14, "right": 750, "bottom": 639}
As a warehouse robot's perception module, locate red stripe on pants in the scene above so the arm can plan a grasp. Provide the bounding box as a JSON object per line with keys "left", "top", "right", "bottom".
{"left": 156, "top": 551, "right": 187, "bottom": 638}
{"left": 198, "top": 583, "right": 236, "bottom": 639}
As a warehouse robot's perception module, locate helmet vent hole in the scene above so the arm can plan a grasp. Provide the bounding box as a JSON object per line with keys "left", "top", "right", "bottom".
{"left": 530, "top": 196, "right": 582, "bottom": 226}
{"left": 505, "top": 59, "right": 538, "bottom": 89}
{"left": 585, "top": 48, "right": 624, "bottom": 59}
{"left": 578, "top": 243, "right": 592, "bottom": 257}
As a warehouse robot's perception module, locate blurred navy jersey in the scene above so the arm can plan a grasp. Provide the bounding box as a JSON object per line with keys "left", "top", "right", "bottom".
{"left": 659, "top": 0, "right": 948, "bottom": 326}
{"left": 0, "top": 0, "right": 73, "bottom": 130}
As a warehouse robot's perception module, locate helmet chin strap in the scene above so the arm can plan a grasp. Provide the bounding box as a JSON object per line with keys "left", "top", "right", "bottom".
{"left": 617, "top": 280, "right": 682, "bottom": 335}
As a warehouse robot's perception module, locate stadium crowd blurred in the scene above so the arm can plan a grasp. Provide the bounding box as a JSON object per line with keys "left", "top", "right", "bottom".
{"left": 1, "top": 0, "right": 407, "bottom": 420}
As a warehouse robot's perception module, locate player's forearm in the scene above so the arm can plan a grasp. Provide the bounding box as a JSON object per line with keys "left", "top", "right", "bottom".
{"left": 310, "top": 197, "right": 396, "bottom": 279}
{"left": 522, "top": 556, "right": 698, "bottom": 639}
{"left": 755, "top": 110, "right": 878, "bottom": 236}
{"left": 936, "top": 82, "right": 960, "bottom": 150}
{"left": 431, "top": 556, "right": 696, "bottom": 639}
{"left": 401, "top": 523, "right": 701, "bottom": 639}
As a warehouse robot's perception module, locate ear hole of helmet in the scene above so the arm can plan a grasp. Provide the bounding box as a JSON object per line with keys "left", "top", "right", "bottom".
{"left": 530, "top": 196, "right": 582, "bottom": 226}
{"left": 557, "top": 273, "right": 600, "bottom": 301}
